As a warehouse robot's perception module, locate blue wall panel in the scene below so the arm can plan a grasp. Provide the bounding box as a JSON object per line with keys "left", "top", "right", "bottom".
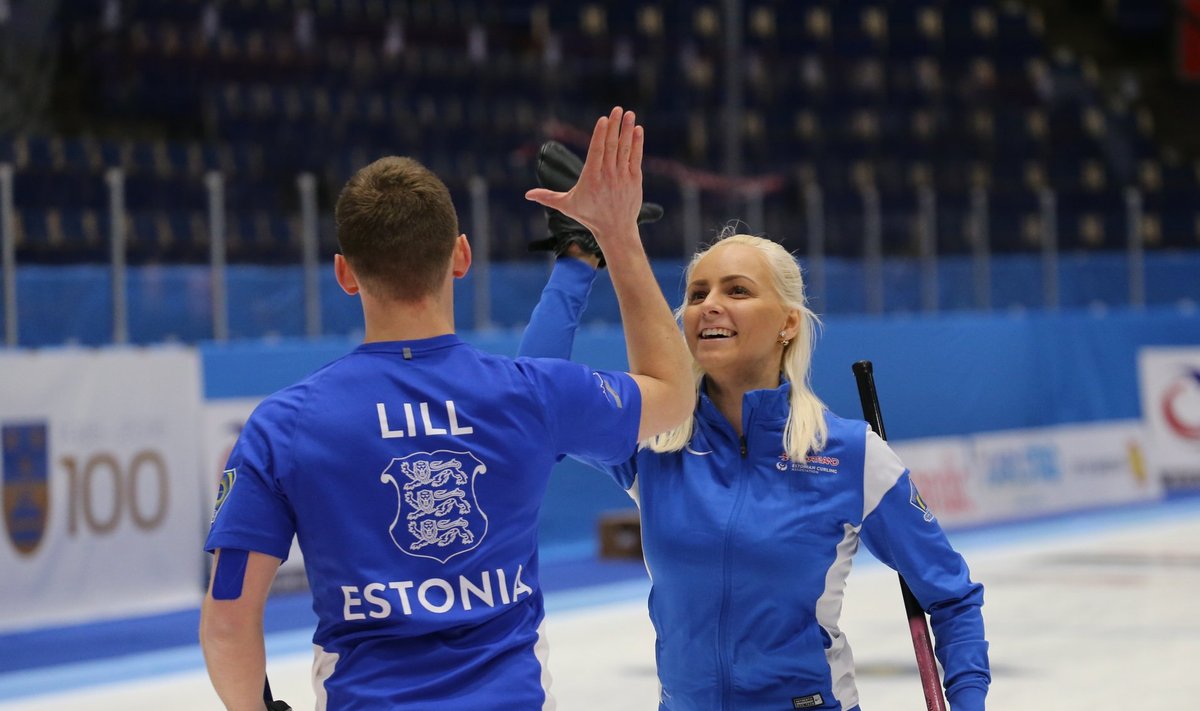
{"left": 198, "top": 305, "right": 1200, "bottom": 551}
{"left": 8, "top": 252, "right": 1199, "bottom": 346}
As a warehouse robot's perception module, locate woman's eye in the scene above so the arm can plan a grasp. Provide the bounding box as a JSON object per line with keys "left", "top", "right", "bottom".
{"left": 730, "top": 285, "right": 750, "bottom": 296}
{"left": 688, "top": 290, "right": 707, "bottom": 302}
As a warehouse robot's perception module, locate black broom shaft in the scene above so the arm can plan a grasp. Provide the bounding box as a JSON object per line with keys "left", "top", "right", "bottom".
{"left": 852, "top": 360, "right": 948, "bottom": 711}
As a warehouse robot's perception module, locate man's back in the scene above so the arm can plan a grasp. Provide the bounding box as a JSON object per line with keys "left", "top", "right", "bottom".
{"left": 200, "top": 109, "right": 692, "bottom": 711}
{"left": 207, "top": 334, "right": 642, "bottom": 709}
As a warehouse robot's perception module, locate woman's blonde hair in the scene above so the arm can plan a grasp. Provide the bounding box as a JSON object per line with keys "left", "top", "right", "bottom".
{"left": 646, "top": 231, "right": 828, "bottom": 460}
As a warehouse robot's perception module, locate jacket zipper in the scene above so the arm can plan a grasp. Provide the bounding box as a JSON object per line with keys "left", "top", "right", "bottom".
{"left": 718, "top": 432, "right": 750, "bottom": 710}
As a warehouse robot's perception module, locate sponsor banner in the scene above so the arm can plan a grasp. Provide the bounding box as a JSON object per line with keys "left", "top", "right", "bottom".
{"left": 1054, "top": 421, "right": 1159, "bottom": 505}
{"left": 203, "top": 399, "right": 306, "bottom": 592}
{"left": 0, "top": 349, "right": 204, "bottom": 632}
{"left": 1138, "top": 348, "right": 1200, "bottom": 491}
{"left": 892, "top": 420, "right": 1157, "bottom": 529}
{"left": 972, "top": 420, "right": 1158, "bottom": 522}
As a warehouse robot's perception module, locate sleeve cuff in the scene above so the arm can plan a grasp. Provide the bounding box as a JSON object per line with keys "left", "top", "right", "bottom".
{"left": 946, "top": 683, "right": 987, "bottom": 711}
{"left": 548, "top": 256, "right": 599, "bottom": 295}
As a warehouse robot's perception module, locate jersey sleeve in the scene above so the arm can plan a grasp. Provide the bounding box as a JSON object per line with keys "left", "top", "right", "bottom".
{"left": 204, "top": 395, "right": 299, "bottom": 561}
{"left": 858, "top": 431, "right": 991, "bottom": 710}
{"left": 517, "top": 357, "right": 642, "bottom": 467}
{"left": 517, "top": 260, "right": 640, "bottom": 486}
{"left": 517, "top": 258, "right": 597, "bottom": 360}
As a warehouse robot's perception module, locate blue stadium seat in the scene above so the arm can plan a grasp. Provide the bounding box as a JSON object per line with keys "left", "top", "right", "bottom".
{"left": 1145, "top": 189, "right": 1200, "bottom": 248}
{"left": 33, "top": 0, "right": 1192, "bottom": 269}
{"left": 16, "top": 209, "right": 46, "bottom": 258}
{"left": 988, "top": 187, "right": 1044, "bottom": 253}
{"left": 59, "top": 137, "right": 93, "bottom": 172}
{"left": 1057, "top": 190, "right": 1127, "bottom": 250}
{"left": 57, "top": 208, "right": 105, "bottom": 261}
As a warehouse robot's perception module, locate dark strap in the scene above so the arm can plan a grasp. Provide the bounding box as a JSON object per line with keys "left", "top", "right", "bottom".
{"left": 263, "top": 677, "right": 292, "bottom": 710}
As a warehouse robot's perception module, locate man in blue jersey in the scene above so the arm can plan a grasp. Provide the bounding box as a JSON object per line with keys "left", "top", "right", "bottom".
{"left": 199, "top": 106, "right": 693, "bottom": 710}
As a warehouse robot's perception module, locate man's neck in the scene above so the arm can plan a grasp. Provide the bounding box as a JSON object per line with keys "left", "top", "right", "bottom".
{"left": 361, "top": 294, "right": 455, "bottom": 343}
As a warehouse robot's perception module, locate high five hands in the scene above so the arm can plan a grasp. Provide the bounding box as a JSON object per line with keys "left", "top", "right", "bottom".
{"left": 525, "top": 107, "right": 645, "bottom": 254}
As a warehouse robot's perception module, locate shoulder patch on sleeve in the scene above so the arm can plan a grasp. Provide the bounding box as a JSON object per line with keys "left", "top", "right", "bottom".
{"left": 211, "top": 468, "right": 237, "bottom": 523}
{"left": 593, "top": 372, "right": 624, "bottom": 408}
{"left": 909, "top": 478, "right": 935, "bottom": 522}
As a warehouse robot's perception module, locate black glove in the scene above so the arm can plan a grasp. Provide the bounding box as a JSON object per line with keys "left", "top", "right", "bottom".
{"left": 529, "top": 140, "right": 664, "bottom": 268}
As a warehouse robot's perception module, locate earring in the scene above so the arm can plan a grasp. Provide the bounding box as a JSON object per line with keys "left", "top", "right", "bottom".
{"left": 778, "top": 330, "right": 790, "bottom": 347}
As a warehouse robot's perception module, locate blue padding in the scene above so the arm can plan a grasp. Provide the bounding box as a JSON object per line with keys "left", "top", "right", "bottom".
{"left": 199, "top": 338, "right": 354, "bottom": 399}
{"left": 211, "top": 548, "right": 249, "bottom": 600}
{"left": 195, "top": 305, "right": 1200, "bottom": 549}
{"left": 810, "top": 305, "right": 1200, "bottom": 439}
{"left": 8, "top": 253, "right": 1199, "bottom": 346}
{"left": 200, "top": 305, "right": 1200, "bottom": 437}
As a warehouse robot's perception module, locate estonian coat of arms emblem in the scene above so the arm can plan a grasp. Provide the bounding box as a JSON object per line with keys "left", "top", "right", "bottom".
{"left": 381, "top": 450, "right": 488, "bottom": 563}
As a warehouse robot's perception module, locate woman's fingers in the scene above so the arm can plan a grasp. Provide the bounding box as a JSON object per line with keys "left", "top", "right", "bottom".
{"left": 629, "top": 124, "right": 644, "bottom": 179}
{"left": 583, "top": 115, "right": 608, "bottom": 180}
{"left": 603, "top": 106, "right": 622, "bottom": 173}
{"left": 616, "top": 110, "right": 635, "bottom": 173}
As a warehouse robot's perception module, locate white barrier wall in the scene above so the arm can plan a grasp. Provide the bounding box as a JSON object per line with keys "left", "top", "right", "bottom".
{"left": 893, "top": 420, "right": 1160, "bottom": 528}
{"left": 0, "top": 343, "right": 1174, "bottom": 634}
{"left": 0, "top": 349, "right": 204, "bottom": 633}
{"left": 1139, "top": 347, "right": 1200, "bottom": 490}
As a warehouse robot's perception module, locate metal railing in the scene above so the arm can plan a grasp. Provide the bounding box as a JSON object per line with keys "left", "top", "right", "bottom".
{"left": 0, "top": 161, "right": 1176, "bottom": 347}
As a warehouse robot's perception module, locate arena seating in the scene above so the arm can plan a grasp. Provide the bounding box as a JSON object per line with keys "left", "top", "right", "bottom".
{"left": 2, "top": 0, "right": 1198, "bottom": 265}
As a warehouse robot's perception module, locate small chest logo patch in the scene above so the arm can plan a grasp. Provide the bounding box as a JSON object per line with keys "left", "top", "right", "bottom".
{"left": 792, "top": 692, "right": 824, "bottom": 708}
{"left": 777, "top": 451, "right": 840, "bottom": 474}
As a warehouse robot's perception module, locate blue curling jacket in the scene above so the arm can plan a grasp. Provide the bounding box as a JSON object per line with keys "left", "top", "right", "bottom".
{"left": 520, "top": 260, "right": 990, "bottom": 711}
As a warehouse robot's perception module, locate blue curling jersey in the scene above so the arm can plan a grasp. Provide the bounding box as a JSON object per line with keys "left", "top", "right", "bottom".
{"left": 205, "top": 334, "right": 642, "bottom": 710}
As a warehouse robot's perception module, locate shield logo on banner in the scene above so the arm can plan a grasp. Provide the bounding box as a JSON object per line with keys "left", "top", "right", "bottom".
{"left": 381, "top": 450, "right": 488, "bottom": 563}
{"left": 3, "top": 423, "right": 50, "bottom": 556}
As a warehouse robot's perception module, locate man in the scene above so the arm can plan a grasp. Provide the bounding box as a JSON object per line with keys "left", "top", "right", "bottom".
{"left": 199, "top": 107, "right": 692, "bottom": 710}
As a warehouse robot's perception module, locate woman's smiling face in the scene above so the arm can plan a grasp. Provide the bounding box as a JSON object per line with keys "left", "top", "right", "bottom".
{"left": 682, "top": 242, "right": 796, "bottom": 386}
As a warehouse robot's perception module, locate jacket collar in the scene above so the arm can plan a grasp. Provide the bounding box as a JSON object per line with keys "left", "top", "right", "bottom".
{"left": 696, "top": 377, "right": 792, "bottom": 432}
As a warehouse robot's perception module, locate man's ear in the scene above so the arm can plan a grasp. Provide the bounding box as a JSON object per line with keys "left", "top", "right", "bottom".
{"left": 451, "top": 234, "right": 472, "bottom": 279}
{"left": 335, "top": 254, "right": 360, "bottom": 295}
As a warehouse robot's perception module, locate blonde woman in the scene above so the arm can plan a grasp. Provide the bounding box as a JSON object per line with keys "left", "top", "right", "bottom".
{"left": 517, "top": 224, "right": 990, "bottom": 711}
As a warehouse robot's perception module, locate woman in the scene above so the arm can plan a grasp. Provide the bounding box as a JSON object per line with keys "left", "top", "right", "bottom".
{"left": 516, "top": 230, "right": 990, "bottom": 711}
